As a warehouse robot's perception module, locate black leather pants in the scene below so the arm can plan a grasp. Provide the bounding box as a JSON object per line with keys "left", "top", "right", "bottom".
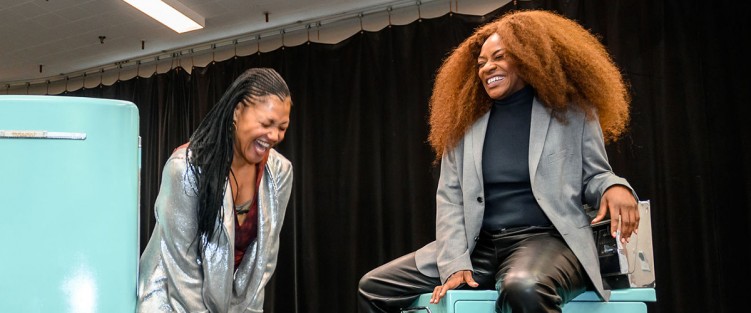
{"left": 357, "top": 226, "right": 587, "bottom": 313}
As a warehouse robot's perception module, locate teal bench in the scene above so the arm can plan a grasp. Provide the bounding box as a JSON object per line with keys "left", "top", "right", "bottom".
{"left": 402, "top": 288, "right": 656, "bottom": 313}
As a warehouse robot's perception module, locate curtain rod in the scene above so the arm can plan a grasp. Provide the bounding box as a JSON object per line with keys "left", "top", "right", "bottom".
{"left": 3, "top": 0, "right": 450, "bottom": 89}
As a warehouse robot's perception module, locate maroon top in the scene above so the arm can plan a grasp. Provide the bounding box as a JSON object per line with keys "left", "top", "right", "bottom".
{"left": 234, "top": 153, "right": 269, "bottom": 270}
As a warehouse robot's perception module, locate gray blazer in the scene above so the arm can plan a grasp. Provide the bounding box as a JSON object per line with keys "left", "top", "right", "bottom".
{"left": 137, "top": 147, "right": 293, "bottom": 313}
{"left": 414, "top": 98, "right": 634, "bottom": 301}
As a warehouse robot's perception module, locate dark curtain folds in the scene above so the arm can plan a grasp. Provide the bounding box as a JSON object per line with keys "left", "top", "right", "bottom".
{"left": 65, "top": 1, "right": 750, "bottom": 312}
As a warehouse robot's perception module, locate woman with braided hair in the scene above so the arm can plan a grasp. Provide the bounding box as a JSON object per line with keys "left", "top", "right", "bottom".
{"left": 359, "top": 10, "right": 639, "bottom": 313}
{"left": 137, "top": 68, "right": 293, "bottom": 313}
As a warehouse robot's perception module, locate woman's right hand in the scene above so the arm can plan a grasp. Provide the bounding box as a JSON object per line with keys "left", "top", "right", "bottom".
{"left": 430, "top": 270, "right": 479, "bottom": 304}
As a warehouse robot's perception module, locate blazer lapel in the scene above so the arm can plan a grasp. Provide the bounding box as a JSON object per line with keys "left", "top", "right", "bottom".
{"left": 255, "top": 171, "right": 271, "bottom": 260}
{"left": 251, "top": 166, "right": 273, "bottom": 282}
{"left": 222, "top": 180, "right": 235, "bottom": 244}
{"left": 529, "top": 97, "right": 551, "bottom": 186}
{"left": 471, "top": 112, "right": 491, "bottom": 184}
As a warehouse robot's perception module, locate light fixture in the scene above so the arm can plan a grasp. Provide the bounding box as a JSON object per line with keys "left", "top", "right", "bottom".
{"left": 123, "top": 0, "right": 204, "bottom": 33}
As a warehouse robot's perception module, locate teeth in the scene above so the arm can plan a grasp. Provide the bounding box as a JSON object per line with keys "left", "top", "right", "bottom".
{"left": 256, "top": 140, "right": 270, "bottom": 148}
{"left": 487, "top": 76, "right": 503, "bottom": 84}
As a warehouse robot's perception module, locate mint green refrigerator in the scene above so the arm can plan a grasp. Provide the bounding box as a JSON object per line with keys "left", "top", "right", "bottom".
{"left": 0, "top": 95, "right": 140, "bottom": 312}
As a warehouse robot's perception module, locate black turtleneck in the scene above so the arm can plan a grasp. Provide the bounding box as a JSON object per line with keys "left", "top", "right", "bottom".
{"left": 481, "top": 85, "right": 552, "bottom": 231}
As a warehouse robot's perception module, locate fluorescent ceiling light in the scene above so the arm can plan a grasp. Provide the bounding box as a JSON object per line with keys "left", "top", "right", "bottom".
{"left": 124, "top": 0, "right": 205, "bottom": 33}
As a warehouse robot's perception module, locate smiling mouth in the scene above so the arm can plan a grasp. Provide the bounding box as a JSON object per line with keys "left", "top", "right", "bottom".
{"left": 487, "top": 76, "right": 503, "bottom": 85}
{"left": 255, "top": 139, "right": 271, "bottom": 151}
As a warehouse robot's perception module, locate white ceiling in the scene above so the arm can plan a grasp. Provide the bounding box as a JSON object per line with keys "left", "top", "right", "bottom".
{"left": 1, "top": 0, "right": 505, "bottom": 91}
{"left": 0, "top": 0, "right": 422, "bottom": 85}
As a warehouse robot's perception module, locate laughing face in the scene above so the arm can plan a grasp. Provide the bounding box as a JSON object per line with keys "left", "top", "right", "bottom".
{"left": 477, "top": 33, "right": 527, "bottom": 100}
{"left": 232, "top": 95, "right": 291, "bottom": 166}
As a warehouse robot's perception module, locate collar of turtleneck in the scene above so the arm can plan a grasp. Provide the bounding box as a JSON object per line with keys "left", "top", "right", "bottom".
{"left": 492, "top": 85, "right": 534, "bottom": 107}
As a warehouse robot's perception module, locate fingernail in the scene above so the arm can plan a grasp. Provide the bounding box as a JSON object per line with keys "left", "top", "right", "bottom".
{"left": 612, "top": 232, "right": 617, "bottom": 238}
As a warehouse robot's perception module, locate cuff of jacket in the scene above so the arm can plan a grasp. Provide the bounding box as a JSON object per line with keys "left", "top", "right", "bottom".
{"left": 438, "top": 252, "right": 473, "bottom": 284}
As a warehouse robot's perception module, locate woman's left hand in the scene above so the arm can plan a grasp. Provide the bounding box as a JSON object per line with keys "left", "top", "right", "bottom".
{"left": 591, "top": 185, "right": 639, "bottom": 244}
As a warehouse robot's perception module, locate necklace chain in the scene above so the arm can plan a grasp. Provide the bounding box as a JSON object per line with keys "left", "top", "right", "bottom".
{"left": 230, "top": 168, "right": 253, "bottom": 215}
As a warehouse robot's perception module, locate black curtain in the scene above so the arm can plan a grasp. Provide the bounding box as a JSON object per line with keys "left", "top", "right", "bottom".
{"left": 66, "top": 1, "right": 750, "bottom": 312}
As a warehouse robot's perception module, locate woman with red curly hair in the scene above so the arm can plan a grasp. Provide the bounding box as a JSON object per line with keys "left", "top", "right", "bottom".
{"left": 359, "top": 10, "right": 639, "bottom": 313}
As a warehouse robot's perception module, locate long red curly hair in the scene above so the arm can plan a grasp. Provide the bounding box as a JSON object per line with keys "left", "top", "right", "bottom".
{"left": 428, "top": 10, "right": 630, "bottom": 162}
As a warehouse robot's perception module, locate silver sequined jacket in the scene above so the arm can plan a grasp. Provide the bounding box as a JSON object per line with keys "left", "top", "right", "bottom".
{"left": 137, "top": 146, "right": 293, "bottom": 313}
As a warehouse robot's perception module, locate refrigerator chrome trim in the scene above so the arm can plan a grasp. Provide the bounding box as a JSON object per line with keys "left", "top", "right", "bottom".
{"left": 0, "top": 130, "right": 87, "bottom": 140}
